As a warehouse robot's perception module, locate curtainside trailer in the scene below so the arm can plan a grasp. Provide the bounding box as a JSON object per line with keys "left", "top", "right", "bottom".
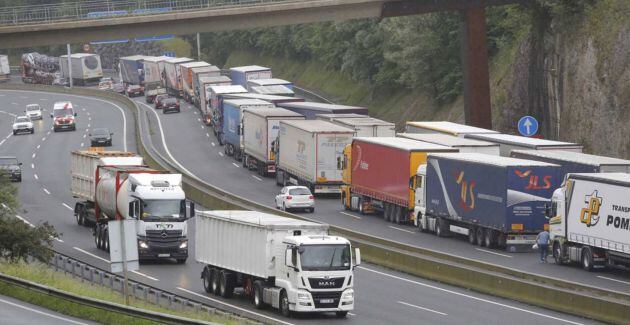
{"left": 229, "top": 65, "right": 272, "bottom": 87}
{"left": 221, "top": 99, "right": 275, "bottom": 162}
{"left": 465, "top": 133, "right": 583, "bottom": 156}
{"left": 397, "top": 133, "right": 500, "bottom": 155}
{"left": 163, "top": 57, "right": 193, "bottom": 97}
{"left": 277, "top": 102, "right": 368, "bottom": 120}
{"left": 405, "top": 121, "right": 498, "bottom": 138}
{"left": 510, "top": 150, "right": 630, "bottom": 175}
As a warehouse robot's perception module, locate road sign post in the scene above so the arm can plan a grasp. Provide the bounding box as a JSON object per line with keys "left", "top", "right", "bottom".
{"left": 109, "top": 219, "right": 139, "bottom": 305}
{"left": 518, "top": 116, "right": 538, "bottom": 137}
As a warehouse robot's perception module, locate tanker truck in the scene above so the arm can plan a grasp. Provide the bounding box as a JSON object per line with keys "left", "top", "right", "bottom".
{"left": 70, "top": 150, "right": 194, "bottom": 263}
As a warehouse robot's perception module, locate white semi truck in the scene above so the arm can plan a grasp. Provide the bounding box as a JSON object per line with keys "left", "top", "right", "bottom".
{"left": 549, "top": 173, "right": 630, "bottom": 271}
{"left": 196, "top": 210, "right": 360, "bottom": 317}
{"left": 71, "top": 150, "right": 193, "bottom": 263}
{"left": 60, "top": 53, "right": 103, "bottom": 86}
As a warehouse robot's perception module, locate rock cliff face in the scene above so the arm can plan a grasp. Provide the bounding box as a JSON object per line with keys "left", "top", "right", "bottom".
{"left": 492, "top": 1, "right": 629, "bottom": 158}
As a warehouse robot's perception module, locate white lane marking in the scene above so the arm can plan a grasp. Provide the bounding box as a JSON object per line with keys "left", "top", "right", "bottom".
{"left": 197, "top": 118, "right": 201, "bottom": 122}
{"left": 30, "top": 163, "right": 34, "bottom": 169}
{"left": 232, "top": 163, "right": 240, "bottom": 168}
{"left": 83, "top": 134, "right": 86, "bottom": 138}
{"left": 0, "top": 297, "right": 89, "bottom": 325}
{"left": 131, "top": 270, "right": 159, "bottom": 281}
{"left": 40, "top": 98, "right": 46, "bottom": 101}
{"left": 31, "top": 153, "right": 36, "bottom": 159}
{"left": 62, "top": 203, "right": 73, "bottom": 211}
{"left": 43, "top": 188, "right": 50, "bottom": 195}
{"left": 597, "top": 276, "right": 630, "bottom": 286}
{"left": 193, "top": 111, "right": 198, "bottom": 115}
{"left": 5, "top": 134, "right": 11, "bottom": 139}
{"left": 475, "top": 248, "right": 513, "bottom": 258}
{"left": 211, "top": 142, "right": 215, "bottom": 146}
{"left": 73, "top": 247, "right": 110, "bottom": 264}
{"left": 348, "top": 312, "right": 356, "bottom": 316}
{"left": 388, "top": 226, "right": 415, "bottom": 234}
{"left": 359, "top": 267, "right": 584, "bottom": 325}
{"left": 19, "top": 96, "right": 27, "bottom": 99}
{"left": 42, "top": 136, "right": 46, "bottom": 141}
{"left": 33, "top": 174, "right": 38, "bottom": 180}
{"left": 54, "top": 238, "right": 64, "bottom": 243}
{"left": 398, "top": 301, "right": 447, "bottom": 316}
{"left": 1, "top": 203, "right": 7, "bottom": 209}
{"left": 219, "top": 152, "right": 224, "bottom": 157}
{"left": 81, "top": 143, "right": 84, "bottom": 147}
{"left": 87, "top": 124, "right": 90, "bottom": 127}
{"left": 88, "top": 117, "right": 92, "bottom": 121}
{"left": 206, "top": 133, "right": 210, "bottom": 138}
{"left": 252, "top": 175, "right": 263, "bottom": 181}
{"left": 177, "top": 287, "right": 295, "bottom": 325}
{"left": 82, "top": 108, "right": 86, "bottom": 112}
{"left": 36, "top": 144, "right": 40, "bottom": 149}
{"left": 340, "top": 212, "right": 362, "bottom": 220}
{"left": 0, "top": 139, "right": 5, "bottom": 146}
{"left": 46, "top": 131, "right": 50, "bottom": 135}
{"left": 15, "top": 215, "right": 33, "bottom": 227}
{"left": 11, "top": 102, "right": 17, "bottom": 105}
{"left": 200, "top": 125, "right": 204, "bottom": 130}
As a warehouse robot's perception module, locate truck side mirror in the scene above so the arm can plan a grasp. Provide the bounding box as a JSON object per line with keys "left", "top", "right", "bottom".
{"left": 190, "top": 202, "right": 195, "bottom": 218}
{"left": 354, "top": 248, "right": 361, "bottom": 268}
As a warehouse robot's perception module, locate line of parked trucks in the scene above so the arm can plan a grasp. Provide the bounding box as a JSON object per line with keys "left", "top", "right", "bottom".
{"left": 110, "top": 53, "right": 630, "bottom": 274}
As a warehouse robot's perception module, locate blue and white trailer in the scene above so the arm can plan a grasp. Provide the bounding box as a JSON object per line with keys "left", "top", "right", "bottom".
{"left": 222, "top": 99, "right": 275, "bottom": 162}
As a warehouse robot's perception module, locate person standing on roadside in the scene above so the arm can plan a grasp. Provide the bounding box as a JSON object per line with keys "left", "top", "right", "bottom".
{"left": 536, "top": 229, "right": 550, "bottom": 263}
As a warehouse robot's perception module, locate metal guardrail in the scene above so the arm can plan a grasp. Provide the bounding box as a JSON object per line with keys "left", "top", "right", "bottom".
{"left": 0, "top": 0, "right": 299, "bottom": 26}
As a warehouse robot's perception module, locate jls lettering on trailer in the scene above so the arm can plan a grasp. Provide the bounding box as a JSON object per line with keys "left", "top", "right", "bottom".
{"left": 514, "top": 169, "right": 553, "bottom": 190}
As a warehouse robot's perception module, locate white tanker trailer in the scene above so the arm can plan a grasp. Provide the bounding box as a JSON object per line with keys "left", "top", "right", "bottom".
{"left": 71, "top": 150, "right": 194, "bottom": 263}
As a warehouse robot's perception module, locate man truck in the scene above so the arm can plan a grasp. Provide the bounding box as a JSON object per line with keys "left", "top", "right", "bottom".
{"left": 196, "top": 210, "right": 359, "bottom": 317}
{"left": 549, "top": 173, "right": 630, "bottom": 271}
{"left": 340, "top": 137, "right": 455, "bottom": 224}
{"left": 70, "top": 150, "right": 193, "bottom": 263}
{"left": 414, "top": 153, "right": 562, "bottom": 251}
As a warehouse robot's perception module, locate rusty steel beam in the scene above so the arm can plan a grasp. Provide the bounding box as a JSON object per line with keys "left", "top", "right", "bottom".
{"left": 382, "top": 0, "right": 524, "bottom": 17}
{"left": 461, "top": 6, "right": 492, "bottom": 129}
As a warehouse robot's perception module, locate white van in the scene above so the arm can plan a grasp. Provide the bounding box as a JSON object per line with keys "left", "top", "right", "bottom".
{"left": 51, "top": 101, "right": 77, "bottom": 132}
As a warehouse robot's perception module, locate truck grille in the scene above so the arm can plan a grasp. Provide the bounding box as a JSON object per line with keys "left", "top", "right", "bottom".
{"left": 310, "top": 291, "right": 342, "bottom": 309}
{"left": 146, "top": 229, "right": 182, "bottom": 240}
{"left": 308, "top": 277, "right": 345, "bottom": 289}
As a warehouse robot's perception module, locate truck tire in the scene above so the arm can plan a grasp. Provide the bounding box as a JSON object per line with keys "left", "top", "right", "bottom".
{"left": 435, "top": 218, "right": 447, "bottom": 237}
{"left": 242, "top": 154, "right": 247, "bottom": 168}
{"left": 393, "top": 205, "right": 402, "bottom": 224}
{"left": 280, "top": 290, "right": 291, "bottom": 317}
{"left": 484, "top": 229, "right": 497, "bottom": 248}
{"left": 383, "top": 204, "right": 390, "bottom": 222}
{"left": 553, "top": 242, "right": 565, "bottom": 265}
{"left": 202, "top": 267, "right": 212, "bottom": 293}
{"left": 276, "top": 170, "right": 283, "bottom": 186}
{"left": 219, "top": 271, "right": 235, "bottom": 298}
{"left": 475, "top": 227, "right": 485, "bottom": 247}
{"left": 582, "top": 247, "right": 594, "bottom": 271}
{"left": 75, "top": 205, "right": 84, "bottom": 226}
{"left": 95, "top": 226, "right": 102, "bottom": 249}
{"left": 253, "top": 281, "right": 265, "bottom": 309}
{"left": 358, "top": 198, "right": 365, "bottom": 215}
{"left": 468, "top": 227, "right": 477, "bottom": 244}
{"left": 103, "top": 229, "right": 110, "bottom": 253}
{"left": 211, "top": 269, "right": 220, "bottom": 295}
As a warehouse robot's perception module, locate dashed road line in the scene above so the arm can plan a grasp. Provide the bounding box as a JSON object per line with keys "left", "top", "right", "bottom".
{"left": 131, "top": 271, "right": 159, "bottom": 281}
{"left": 340, "top": 212, "right": 362, "bottom": 220}
{"left": 0, "top": 297, "right": 89, "bottom": 325}
{"left": 43, "top": 188, "right": 50, "bottom": 195}
{"left": 475, "top": 248, "right": 513, "bottom": 258}
{"left": 597, "top": 276, "right": 630, "bottom": 286}
{"left": 33, "top": 174, "right": 38, "bottom": 180}
{"left": 31, "top": 163, "right": 34, "bottom": 169}
{"left": 0, "top": 139, "right": 5, "bottom": 146}
{"left": 15, "top": 215, "right": 34, "bottom": 227}
{"left": 73, "top": 247, "right": 110, "bottom": 264}
{"left": 197, "top": 118, "right": 201, "bottom": 122}
{"left": 83, "top": 134, "right": 86, "bottom": 138}
{"left": 80, "top": 143, "right": 84, "bottom": 147}
{"left": 62, "top": 203, "right": 73, "bottom": 211}
{"left": 36, "top": 144, "right": 40, "bottom": 149}
{"left": 32, "top": 153, "right": 36, "bottom": 159}
{"left": 11, "top": 102, "right": 17, "bottom": 105}
{"left": 252, "top": 175, "right": 263, "bottom": 181}
{"left": 388, "top": 226, "right": 415, "bottom": 234}
{"left": 206, "top": 133, "right": 210, "bottom": 138}
{"left": 211, "top": 142, "right": 215, "bottom": 146}
{"left": 54, "top": 238, "right": 64, "bottom": 243}
{"left": 232, "top": 163, "right": 240, "bottom": 168}
{"left": 219, "top": 152, "right": 224, "bottom": 157}
{"left": 398, "top": 301, "right": 447, "bottom": 316}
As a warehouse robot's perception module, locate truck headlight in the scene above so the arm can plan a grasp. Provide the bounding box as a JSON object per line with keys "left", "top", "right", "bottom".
{"left": 179, "top": 241, "right": 188, "bottom": 249}
{"left": 297, "top": 291, "right": 311, "bottom": 300}
{"left": 138, "top": 241, "right": 149, "bottom": 249}
{"left": 342, "top": 290, "right": 354, "bottom": 299}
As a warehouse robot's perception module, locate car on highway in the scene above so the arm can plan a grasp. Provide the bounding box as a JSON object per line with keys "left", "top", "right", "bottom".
{"left": 89, "top": 128, "right": 113, "bottom": 147}
{"left": 0, "top": 156, "right": 22, "bottom": 182}
{"left": 51, "top": 101, "right": 77, "bottom": 132}
{"left": 98, "top": 77, "right": 113, "bottom": 90}
{"left": 154, "top": 94, "right": 169, "bottom": 109}
{"left": 25, "top": 104, "right": 42, "bottom": 120}
{"left": 275, "top": 185, "right": 315, "bottom": 212}
{"left": 111, "top": 82, "right": 125, "bottom": 94}
{"left": 162, "top": 98, "right": 181, "bottom": 114}
{"left": 126, "top": 84, "right": 144, "bottom": 97}
{"left": 12, "top": 115, "right": 34, "bottom": 135}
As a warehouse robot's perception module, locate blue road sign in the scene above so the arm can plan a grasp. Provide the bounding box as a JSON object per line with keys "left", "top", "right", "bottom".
{"left": 518, "top": 116, "right": 538, "bottom": 137}
{"left": 163, "top": 51, "right": 176, "bottom": 57}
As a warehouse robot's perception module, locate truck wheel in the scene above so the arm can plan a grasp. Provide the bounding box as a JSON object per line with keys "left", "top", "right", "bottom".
{"left": 336, "top": 311, "right": 348, "bottom": 318}
{"left": 242, "top": 155, "right": 247, "bottom": 168}
{"left": 418, "top": 214, "right": 427, "bottom": 232}
{"left": 468, "top": 227, "right": 477, "bottom": 244}
{"left": 211, "top": 269, "right": 220, "bottom": 295}
{"left": 475, "top": 227, "right": 485, "bottom": 247}
{"left": 76, "top": 206, "right": 84, "bottom": 226}
{"left": 553, "top": 242, "right": 565, "bottom": 265}
{"left": 202, "top": 267, "right": 212, "bottom": 293}
{"left": 435, "top": 218, "right": 445, "bottom": 237}
{"left": 280, "top": 290, "right": 291, "bottom": 317}
{"left": 484, "top": 229, "right": 497, "bottom": 248}
{"left": 358, "top": 198, "right": 365, "bottom": 215}
{"left": 582, "top": 247, "right": 594, "bottom": 271}
{"left": 95, "top": 226, "right": 102, "bottom": 249}
{"left": 219, "top": 271, "right": 235, "bottom": 298}
{"left": 276, "top": 171, "right": 283, "bottom": 186}
{"left": 393, "top": 206, "right": 402, "bottom": 224}
{"left": 253, "top": 281, "right": 265, "bottom": 309}
{"left": 103, "top": 229, "right": 110, "bottom": 253}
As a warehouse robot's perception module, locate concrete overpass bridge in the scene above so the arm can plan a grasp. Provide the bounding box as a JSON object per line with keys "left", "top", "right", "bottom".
{"left": 0, "top": 0, "right": 524, "bottom": 128}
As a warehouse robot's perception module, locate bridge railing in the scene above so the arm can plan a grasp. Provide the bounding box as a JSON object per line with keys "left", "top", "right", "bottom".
{"left": 0, "top": 0, "right": 296, "bottom": 26}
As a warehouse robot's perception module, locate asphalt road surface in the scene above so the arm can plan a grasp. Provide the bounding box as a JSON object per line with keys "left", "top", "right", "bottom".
{"left": 0, "top": 89, "right": 601, "bottom": 325}
{"left": 0, "top": 293, "right": 97, "bottom": 325}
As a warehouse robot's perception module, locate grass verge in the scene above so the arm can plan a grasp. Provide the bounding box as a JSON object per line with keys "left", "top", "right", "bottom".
{"left": 0, "top": 261, "right": 242, "bottom": 325}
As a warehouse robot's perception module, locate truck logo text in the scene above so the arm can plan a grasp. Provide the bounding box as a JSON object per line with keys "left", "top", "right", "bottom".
{"left": 580, "top": 191, "right": 602, "bottom": 227}
{"left": 514, "top": 170, "right": 553, "bottom": 190}
{"left": 455, "top": 171, "right": 475, "bottom": 211}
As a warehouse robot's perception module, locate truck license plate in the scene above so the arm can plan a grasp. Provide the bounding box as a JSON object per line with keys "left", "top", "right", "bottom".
{"left": 320, "top": 299, "right": 334, "bottom": 304}
{"left": 158, "top": 253, "right": 170, "bottom": 258}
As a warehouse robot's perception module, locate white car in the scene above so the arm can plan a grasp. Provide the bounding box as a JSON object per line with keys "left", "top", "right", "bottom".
{"left": 25, "top": 104, "right": 42, "bottom": 120}
{"left": 275, "top": 186, "right": 315, "bottom": 213}
{"left": 12, "top": 115, "right": 34, "bottom": 135}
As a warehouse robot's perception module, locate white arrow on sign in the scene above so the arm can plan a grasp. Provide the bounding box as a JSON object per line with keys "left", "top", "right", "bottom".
{"left": 523, "top": 118, "right": 533, "bottom": 135}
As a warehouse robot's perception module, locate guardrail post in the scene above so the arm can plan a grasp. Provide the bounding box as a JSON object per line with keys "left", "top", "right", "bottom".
{"left": 131, "top": 282, "right": 137, "bottom": 297}
{"left": 109, "top": 274, "right": 114, "bottom": 288}
{"left": 98, "top": 271, "right": 104, "bottom": 285}
{"left": 88, "top": 267, "right": 94, "bottom": 283}
{"left": 143, "top": 286, "right": 148, "bottom": 301}
{"left": 155, "top": 290, "right": 160, "bottom": 306}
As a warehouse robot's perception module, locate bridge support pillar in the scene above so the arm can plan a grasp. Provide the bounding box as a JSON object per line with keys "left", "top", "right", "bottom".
{"left": 461, "top": 6, "right": 492, "bottom": 129}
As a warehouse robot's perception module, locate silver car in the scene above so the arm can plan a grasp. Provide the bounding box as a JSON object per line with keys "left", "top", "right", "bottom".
{"left": 275, "top": 186, "right": 315, "bottom": 213}
{"left": 12, "top": 115, "right": 34, "bottom": 135}
{"left": 25, "top": 104, "right": 42, "bottom": 120}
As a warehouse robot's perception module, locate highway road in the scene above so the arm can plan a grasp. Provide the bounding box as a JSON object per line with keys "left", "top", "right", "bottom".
{"left": 131, "top": 94, "right": 630, "bottom": 296}
{"left": 0, "top": 293, "right": 97, "bottom": 325}
{"left": 0, "top": 89, "right": 600, "bottom": 325}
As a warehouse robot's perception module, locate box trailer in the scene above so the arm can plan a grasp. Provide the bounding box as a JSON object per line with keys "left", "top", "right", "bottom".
{"left": 224, "top": 93, "right": 304, "bottom": 105}
{"left": 118, "top": 55, "right": 151, "bottom": 85}
{"left": 178, "top": 61, "right": 211, "bottom": 102}
{"left": 397, "top": 133, "right": 500, "bottom": 155}
{"left": 206, "top": 85, "right": 248, "bottom": 134}
{"left": 316, "top": 113, "right": 371, "bottom": 123}
{"left": 247, "top": 78, "right": 293, "bottom": 91}
{"left": 60, "top": 53, "right": 103, "bottom": 86}
{"left": 341, "top": 137, "right": 456, "bottom": 224}
{"left": 229, "top": 65, "right": 272, "bottom": 87}
{"left": 163, "top": 57, "right": 193, "bottom": 97}
{"left": 195, "top": 210, "right": 359, "bottom": 317}
{"left": 242, "top": 107, "right": 304, "bottom": 176}
{"left": 415, "top": 153, "right": 562, "bottom": 251}
{"left": 197, "top": 75, "right": 231, "bottom": 112}
{"left": 0, "top": 55, "right": 10, "bottom": 82}
{"left": 191, "top": 66, "right": 221, "bottom": 106}
{"left": 275, "top": 120, "right": 354, "bottom": 195}
{"left": 277, "top": 102, "right": 368, "bottom": 120}
{"left": 142, "top": 56, "right": 169, "bottom": 103}
{"left": 549, "top": 173, "right": 630, "bottom": 271}
{"left": 510, "top": 150, "right": 630, "bottom": 175}
{"left": 221, "top": 99, "right": 275, "bottom": 162}
{"left": 327, "top": 117, "right": 395, "bottom": 137}
{"left": 405, "top": 121, "right": 498, "bottom": 138}
{"left": 250, "top": 85, "right": 295, "bottom": 97}
{"left": 465, "top": 133, "right": 583, "bottom": 156}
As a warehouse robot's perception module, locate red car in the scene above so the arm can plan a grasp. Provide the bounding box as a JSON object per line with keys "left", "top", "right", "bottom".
{"left": 154, "top": 95, "right": 169, "bottom": 109}
{"left": 162, "top": 98, "right": 180, "bottom": 114}
{"left": 126, "top": 84, "right": 144, "bottom": 97}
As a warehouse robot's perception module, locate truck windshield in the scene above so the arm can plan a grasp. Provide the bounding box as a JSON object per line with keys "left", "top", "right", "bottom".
{"left": 299, "top": 244, "right": 351, "bottom": 271}
{"left": 141, "top": 200, "right": 183, "bottom": 221}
